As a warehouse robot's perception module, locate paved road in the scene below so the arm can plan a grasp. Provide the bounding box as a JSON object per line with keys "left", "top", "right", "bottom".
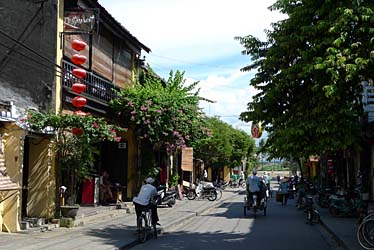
{"left": 129, "top": 190, "right": 341, "bottom": 250}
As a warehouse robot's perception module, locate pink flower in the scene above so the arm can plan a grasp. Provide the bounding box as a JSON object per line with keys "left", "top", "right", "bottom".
{"left": 93, "top": 122, "right": 99, "bottom": 128}
{"left": 114, "top": 136, "right": 121, "bottom": 142}
{"left": 131, "top": 111, "right": 137, "bottom": 115}
{"left": 173, "top": 131, "right": 179, "bottom": 136}
{"left": 140, "top": 106, "right": 147, "bottom": 111}
{"left": 156, "top": 110, "right": 162, "bottom": 113}
{"left": 129, "top": 101, "right": 134, "bottom": 107}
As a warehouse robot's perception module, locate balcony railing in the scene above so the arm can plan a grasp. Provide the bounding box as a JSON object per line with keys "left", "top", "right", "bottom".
{"left": 62, "top": 60, "right": 120, "bottom": 103}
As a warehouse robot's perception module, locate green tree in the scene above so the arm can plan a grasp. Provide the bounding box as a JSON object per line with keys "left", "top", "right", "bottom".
{"left": 110, "top": 69, "right": 212, "bottom": 180}
{"left": 237, "top": 0, "right": 374, "bottom": 160}
{"left": 194, "top": 117, "right": 255, "bottom": 171}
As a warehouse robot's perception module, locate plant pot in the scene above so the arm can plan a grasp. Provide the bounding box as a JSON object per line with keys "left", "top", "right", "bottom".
{"left": 60, "top": 205, "right": 79, "bottom": 218}
{"left": 362, "top": 193, "right": 370, "bottom": 201}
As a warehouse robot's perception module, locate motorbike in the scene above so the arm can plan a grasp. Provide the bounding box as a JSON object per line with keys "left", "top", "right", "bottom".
{"left": 229, "top": 178, "right": 246, "bottom": 189}
{"left": 185, "top": 182, "right": 217, "bottom": 201}
{"left": 244, "top": 192, "right": 267, "bottom": 218}
{"left": 305, "top": 195, "right": 320, "bottom": 224}
{"left": 156, "top": 185, "right": 177, "bottom": 207}
{"left": 315, "top": 187, "right": 335, "bottom": 208}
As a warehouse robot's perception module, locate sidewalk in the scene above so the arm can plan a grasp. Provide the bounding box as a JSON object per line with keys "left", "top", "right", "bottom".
{"left": 0, "top": 189, "right": 239, "bottom": 250}
{"left": 318, "top": 206, "right": 361, "bottom": 250}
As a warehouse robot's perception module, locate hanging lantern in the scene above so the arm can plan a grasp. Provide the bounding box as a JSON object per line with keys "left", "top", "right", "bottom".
{"left": 72, "top": 68, "right": 86, "bottom": 79}
{"left": 71, "top": 54, "right": 87, "bottom": 65}
{"left": 72, "top": 96, "right": 87, "bottom": 108}
{"left": 72, "top": 128, "right": 84, "bottom": 136}
{"left": 71, "top": 39, "right": 87, "bottom": 51}
{"left": 74, "top": 110, "right": 87, "bottom": 116}
{"left": 72, "top": 83, "right": 87, "bottom": 94}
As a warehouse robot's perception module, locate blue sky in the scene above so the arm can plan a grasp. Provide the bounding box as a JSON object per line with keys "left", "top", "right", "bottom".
{"left": 99, "top": 0, "right": 285, "bottom": 136}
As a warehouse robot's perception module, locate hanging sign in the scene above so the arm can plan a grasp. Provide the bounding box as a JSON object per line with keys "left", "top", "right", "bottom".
{"left": 64, "top": 9, "right": 97, "bottom": 32}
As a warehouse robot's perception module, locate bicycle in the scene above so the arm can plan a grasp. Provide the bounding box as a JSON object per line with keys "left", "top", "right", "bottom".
{"left": 357, "top": 213, "right": 374, "bottom": 249}
{"left": 137, "top": 206, "right": 157, "bottom": 243}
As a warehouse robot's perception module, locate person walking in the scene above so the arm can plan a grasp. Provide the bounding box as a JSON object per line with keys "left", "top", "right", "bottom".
{"left": 278, "top": 177, "right": 289, "bottom": 206}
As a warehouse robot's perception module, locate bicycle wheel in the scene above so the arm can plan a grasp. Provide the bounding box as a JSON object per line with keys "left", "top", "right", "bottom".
{"left": 358, "top": 221, "right": 374, "bottom": 249}
{"left": 363, "top": 219, "right": 374, "bottom": 247}
{"left": 137, "top": 214, "right": 147, "bottom": 243}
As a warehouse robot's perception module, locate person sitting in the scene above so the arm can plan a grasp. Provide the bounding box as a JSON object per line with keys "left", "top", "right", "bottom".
{"left": 246, "top": 169, "right": 261, "bottom": 206}
{"left": 100, "top": 170, "right": 113, "bottom": 204}
{"left": 133, "top": 177, "right": 160, "bottom": 227}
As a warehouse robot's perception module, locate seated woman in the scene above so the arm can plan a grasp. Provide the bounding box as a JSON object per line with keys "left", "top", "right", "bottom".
{"left": 100, "top": 170, "right": 113, "bottom": 204}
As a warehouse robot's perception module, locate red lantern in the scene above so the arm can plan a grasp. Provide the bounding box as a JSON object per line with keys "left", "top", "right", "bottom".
{"left": 71, "top": 54, "right": 87, "bottom": 65}
{"left": 72, "top": 96, "right": 87, "bottom": 108}
{"left": 72, "top": 68, "right": 86, "bottom": 79}
{"left": 72, "top": 128, "right": 84, "bottom": 136}
{"left": 74, "top": 110, "right": 87, "bottom": 116}
{"left": 71, "top": 39, "right": 87, "bottom": 51}
{"left": 72, "top": 83, "right": 87, "bottom": 94}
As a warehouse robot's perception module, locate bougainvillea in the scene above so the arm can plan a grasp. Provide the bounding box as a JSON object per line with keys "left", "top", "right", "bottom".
{"left": 111, "top": 69, "right": 212, "bottom": 153}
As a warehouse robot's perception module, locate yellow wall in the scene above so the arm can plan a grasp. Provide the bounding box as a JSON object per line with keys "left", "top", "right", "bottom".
{"left": 0, "top": 200, "right": 3, "bottom": 231}
{"left": 207, "top": 167, "right": 212, "bottom": 181}
{"left": 55, "top": 0, "right": 64, "bottom": 114}
{"left": 120, "top": 129, "right": 137, "bottom": 198}
{"left": 26, "top": 137, "right": 55, "bottom": 218}
{"left": 223, "top": 166, "right": 231, "bottom": 183}
{"left": 3, "top": 124, "right": 24, "bottom": 232}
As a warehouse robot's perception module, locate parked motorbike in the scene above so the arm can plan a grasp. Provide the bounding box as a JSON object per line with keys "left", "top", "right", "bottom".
{"left": 229, "top": 178, "right": 246, "bottom": 189}
{"left": 156, "top": 185, "right": 176, "bottom": 207}
{"left": 315, "top": 187, "right": 335, "bottom": 208}
{"left": 185, "top": 182, "right": 217, "bottom": 201}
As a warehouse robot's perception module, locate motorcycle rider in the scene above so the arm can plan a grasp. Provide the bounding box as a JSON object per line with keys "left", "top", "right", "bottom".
{"left": 133, "top": 177, "right": 160, "bottom": 227}
{"left": 246, "top": 169, "right": 261, "bottom": 206}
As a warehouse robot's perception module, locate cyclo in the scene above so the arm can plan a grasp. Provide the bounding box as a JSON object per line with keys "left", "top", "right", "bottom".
{"left": 244, "top": 180, "right": 267, "bottom": 218}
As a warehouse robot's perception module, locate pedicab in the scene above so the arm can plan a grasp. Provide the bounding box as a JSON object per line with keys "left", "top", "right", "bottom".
{"left": 244, "top": 183, "right": 267, "bottom": 218}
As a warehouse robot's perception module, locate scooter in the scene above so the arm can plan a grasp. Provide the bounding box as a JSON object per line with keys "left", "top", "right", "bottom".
{"left": 156, "top": 185, "right": 177, "bottom": 207}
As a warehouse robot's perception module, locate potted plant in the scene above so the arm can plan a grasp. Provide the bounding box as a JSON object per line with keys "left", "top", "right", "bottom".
{"left": 361, "top": 186, "right": 370, "bottom": 201}
{"left": 25, "top": 111, "right": 125, "bottom": 216}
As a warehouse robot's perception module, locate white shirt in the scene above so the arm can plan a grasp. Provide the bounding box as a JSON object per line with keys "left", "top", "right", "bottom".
{"left": 132, "top": 184, "right": 158, "bottom": 206}
{"left": 247, "top": 175, "right": 260, "bottom": 192}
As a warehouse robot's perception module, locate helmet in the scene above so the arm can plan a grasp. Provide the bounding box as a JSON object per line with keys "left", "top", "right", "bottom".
{"left": 252, "top": 169, "right": 257, "bottom": 175}
{"left": 146, "top": 177, "right": 155, "bottom": 184}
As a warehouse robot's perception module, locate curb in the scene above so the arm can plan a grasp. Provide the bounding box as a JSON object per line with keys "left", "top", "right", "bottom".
{"left": 319, "top": 218, "right": 350, "bottom": 250}
{"left": 119, "top": 189, "right": 240, "bottom": 250}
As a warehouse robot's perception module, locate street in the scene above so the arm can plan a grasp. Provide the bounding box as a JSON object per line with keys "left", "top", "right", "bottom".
{"left": 128, "top": 188, "right": 340, "bottom": 250}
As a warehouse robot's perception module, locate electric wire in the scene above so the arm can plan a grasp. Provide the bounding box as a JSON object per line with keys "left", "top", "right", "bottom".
{"left": 0, "top": 29, "right": 63, "bottom": 71}
{"left": 0, "top": 41, "right": 64, "bottom": 76}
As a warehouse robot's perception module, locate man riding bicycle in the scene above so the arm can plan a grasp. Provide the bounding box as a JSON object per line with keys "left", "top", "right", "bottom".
{"left": 133, "top": 177, "right": 160, "bottom": 226}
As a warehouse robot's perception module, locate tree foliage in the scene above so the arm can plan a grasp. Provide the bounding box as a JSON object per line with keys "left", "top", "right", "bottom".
{"left": 237, "top": 0, "right": 374, "bottom": 159}
{"left": 110, "top": 69, "right": 212, "bottom": 153}
{"left": 194, "top": 117, "right": 255, "bottom": 169}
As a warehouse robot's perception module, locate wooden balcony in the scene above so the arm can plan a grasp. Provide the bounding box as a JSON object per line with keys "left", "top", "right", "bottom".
{"left": 62, "top": 60, "right": 121, "bottom": 115}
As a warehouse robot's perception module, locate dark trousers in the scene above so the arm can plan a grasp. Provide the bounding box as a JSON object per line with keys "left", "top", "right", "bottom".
{"left": 134, "top": 202, "right": 159, "bottom": 225}
{"left": 282, "top": 193, "right": 288, "bottom": 205}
